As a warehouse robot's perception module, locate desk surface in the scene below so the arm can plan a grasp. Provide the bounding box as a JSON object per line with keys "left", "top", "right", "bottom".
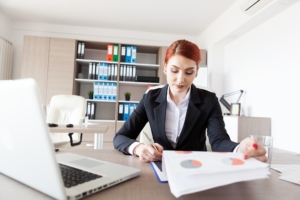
{"left": 49, "top": 124, "right": 108, "bottom": 133}
{"left": 1, "top": 148, "right": 300, "bottom": 200}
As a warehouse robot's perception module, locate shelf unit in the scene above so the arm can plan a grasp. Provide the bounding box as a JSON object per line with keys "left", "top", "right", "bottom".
{"left": 74, "top": 41, "right": 166, "bottom": 136}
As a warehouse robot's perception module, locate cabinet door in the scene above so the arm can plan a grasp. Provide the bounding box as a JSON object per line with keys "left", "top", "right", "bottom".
{"left": 21, "top": 36, "right": 50, "bottom": 105}
{"left": 158, "top": 46, "right": 168, "bottom": 85}
{"left": 46, "top": 38, "right": 76, "bottom": 105}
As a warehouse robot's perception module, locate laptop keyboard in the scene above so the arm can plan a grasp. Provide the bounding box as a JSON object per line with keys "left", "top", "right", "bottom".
{"left": 59, "top": 164, "right": 102, "bottom": 188}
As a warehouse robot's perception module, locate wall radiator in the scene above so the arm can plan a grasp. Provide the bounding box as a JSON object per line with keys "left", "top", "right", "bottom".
{"left": 0, "top": 36, "right": 13, "bottom": 80}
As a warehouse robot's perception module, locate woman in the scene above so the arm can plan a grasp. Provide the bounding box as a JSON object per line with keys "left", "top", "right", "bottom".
{"left": 113, "top": 39, "right": 267, "bottom": 163}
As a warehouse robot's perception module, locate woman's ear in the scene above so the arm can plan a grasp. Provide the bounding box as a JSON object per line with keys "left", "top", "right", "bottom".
{"left": 195, "top": 66, "right": 200, "bottom": 77}
{"left": 163, "top": 63, "right": 167, "bottom": 74}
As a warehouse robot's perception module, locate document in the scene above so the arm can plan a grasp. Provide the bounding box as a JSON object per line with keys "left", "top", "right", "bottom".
{"left": 271, "top": 164, "right": 300, "bottom": 185}
{"left": 150, "top": 162, "right": 168, "bottom": 183}
{"left": 162, "top": 151, "right": 270, "bottom": 198}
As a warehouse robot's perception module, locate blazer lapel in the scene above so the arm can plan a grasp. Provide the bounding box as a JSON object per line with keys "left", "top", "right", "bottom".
{"left": 153, "top": 85, "right": 174, "bottom": 149}
{"left": 176, "top": 84, "right": 202, "bottom": 148}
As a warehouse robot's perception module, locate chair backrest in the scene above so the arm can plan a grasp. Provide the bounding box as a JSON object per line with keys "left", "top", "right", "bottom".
{"left": 140, "top": 85, "right": 215, "bottom": 148}
{"left": 46, "top": 95, "right": 86, "bottom": 125}
{"left": 46, "top": 95, "right": 87, "bottom": 144}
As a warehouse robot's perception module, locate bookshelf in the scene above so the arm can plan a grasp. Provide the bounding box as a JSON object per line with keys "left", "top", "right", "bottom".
{"left": 74, "top": 40, "right": 166, "bottom": 135}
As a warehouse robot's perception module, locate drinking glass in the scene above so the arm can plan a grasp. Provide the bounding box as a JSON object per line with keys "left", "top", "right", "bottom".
{"left": 250, "top": 135, "right": 273, "bottom": 167}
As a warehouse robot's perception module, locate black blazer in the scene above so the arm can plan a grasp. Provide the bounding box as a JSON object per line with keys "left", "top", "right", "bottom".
{"left": 113, "top": 84, "right": 238, "bottom": 154}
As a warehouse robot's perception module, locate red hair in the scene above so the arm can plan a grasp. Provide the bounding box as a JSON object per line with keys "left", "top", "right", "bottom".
{"left": 164, "top": 39, "right": 201, "bottom": 66}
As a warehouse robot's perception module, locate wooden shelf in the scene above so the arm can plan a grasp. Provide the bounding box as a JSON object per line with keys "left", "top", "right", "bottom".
{"left": 118, "top": 100, "right": 140, "bottom": 103}
{"left": 86, "top": 99, "right": 116, "bottom": 103}
{"left": 88, "top": 119, "right": 116, "bottom": 123}
{"left": 75, "top": 79, "right": 117, "bottom": 83}
{"left": 119, "top": 81, "right": 159, "bottom": 86}
{"left": 120, "top": 62, "right": 160, "bottom": 69}
{"left": 76, "top": 59, "right": 118, "bottom": 66}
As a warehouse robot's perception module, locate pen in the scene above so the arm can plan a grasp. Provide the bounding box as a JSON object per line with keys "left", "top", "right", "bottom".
{"left": 143, "top": 131, "right": 158, "bottom": 151}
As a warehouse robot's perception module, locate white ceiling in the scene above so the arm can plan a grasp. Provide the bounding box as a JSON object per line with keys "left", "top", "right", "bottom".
{"left": 0, "top": 0, "right": 237, "bottom": 36}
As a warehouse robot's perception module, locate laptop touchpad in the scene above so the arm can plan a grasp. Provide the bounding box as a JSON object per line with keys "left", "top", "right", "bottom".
{"left": 70, "top": 158, "right": 104, "bottom": 168}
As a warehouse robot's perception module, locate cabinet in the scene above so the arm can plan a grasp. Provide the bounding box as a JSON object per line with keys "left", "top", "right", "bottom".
{"left": 21, "top": 36, "right": 76, "bottom": 106}
{"left": 223, "top": 116, "right": 271, "bottom": 142}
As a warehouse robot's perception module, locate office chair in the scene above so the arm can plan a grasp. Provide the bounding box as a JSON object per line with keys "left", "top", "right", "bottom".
{"left": 46, "top": 95, "right": 86, "bottom": 147}
{"left": 139, "top": 85, "right": 214, "bottom": 151}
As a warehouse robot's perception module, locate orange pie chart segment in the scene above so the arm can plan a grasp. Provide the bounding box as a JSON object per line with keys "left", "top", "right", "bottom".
{"left": 222, "top": 158, "right": 244, "bottom": 166}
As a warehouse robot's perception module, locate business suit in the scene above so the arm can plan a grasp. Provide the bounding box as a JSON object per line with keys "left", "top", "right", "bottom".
{"left": 113, "top": 84, "right": 239, "bottom": 154}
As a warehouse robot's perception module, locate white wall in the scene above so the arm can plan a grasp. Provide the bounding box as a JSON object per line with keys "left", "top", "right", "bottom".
{"left": 10, "top": 22, "right": 198, "bottom": 79}
{"left": 0, "top": 11, "right": 11, "bottom": 40}
{"left": 224, "top": 3, "right": 300, "bottom": 153}
{"left": 197, "top": 0, "right": 300, "bottom": 153}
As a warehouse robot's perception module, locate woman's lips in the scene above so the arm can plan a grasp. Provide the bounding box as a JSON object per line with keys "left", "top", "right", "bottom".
{"left": 175, "top": 84, "right": 184, "bottom": 89}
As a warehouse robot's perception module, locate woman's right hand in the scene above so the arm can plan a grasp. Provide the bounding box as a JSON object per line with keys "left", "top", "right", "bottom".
{"left": 134, "top": 143, "right": 163, "bottom": 162}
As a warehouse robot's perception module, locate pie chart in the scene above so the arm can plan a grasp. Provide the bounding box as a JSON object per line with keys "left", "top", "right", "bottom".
{"left": 222, "top": 158, "right": 244, "bottom": 165}
{"left": 180, "top": 160, "right": 202, "bottom": 168}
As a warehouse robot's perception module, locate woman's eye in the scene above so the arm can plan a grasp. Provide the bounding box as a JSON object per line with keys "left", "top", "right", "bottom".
{"left": 186, "top": 71, "right": 194, "bottom": 75}
{"left": 171, "top": 70, "right": 178, "bottom": 73}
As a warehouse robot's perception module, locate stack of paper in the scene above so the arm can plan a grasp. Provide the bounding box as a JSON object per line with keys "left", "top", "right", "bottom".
{"left": 271, "top": 164, "right": 300, "bottom": 185}
{"left": 162, "top": 151, "right": 270, "bottom": 198}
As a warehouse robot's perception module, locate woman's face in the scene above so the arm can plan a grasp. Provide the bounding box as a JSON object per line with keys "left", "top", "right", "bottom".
{"left": 164, "top": 54, "right": 199, "bottom": 95}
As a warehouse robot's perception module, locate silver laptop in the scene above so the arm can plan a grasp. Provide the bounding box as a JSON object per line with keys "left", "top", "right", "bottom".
{"left": 0, "top": 78, "right": 141, "bottom": 200}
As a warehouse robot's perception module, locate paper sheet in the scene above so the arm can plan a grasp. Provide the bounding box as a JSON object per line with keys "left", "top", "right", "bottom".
{"left": 163, "top": 150, "right": 270, "bottom": 198}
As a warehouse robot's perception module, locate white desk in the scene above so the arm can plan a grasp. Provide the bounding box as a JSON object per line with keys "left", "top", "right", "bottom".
{"left": 1, "top": 148, "right": 300, "bottom": 199}
{"left": 49, "top": 125, "right": 108, "bottom": 149}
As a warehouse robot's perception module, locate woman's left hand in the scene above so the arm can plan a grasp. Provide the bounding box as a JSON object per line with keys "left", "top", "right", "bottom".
{"left": 237, "top": 137, "right": 267, "bottom": 162}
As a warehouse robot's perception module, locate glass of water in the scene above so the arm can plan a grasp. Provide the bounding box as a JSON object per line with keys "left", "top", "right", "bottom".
{"left": 250, "top": 135, "right": 273, "bottom": 167}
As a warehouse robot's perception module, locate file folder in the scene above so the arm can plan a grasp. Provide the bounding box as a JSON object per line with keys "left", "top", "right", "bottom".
{"left": 125, "top": 65, "right": 130, "bottom": 81}
{"left": 113, "top": 44, "right": 119, "bottom": 62}
{"left": 108, "top": 64, "right": 112, "bottom": 81}
{"left": 129, "top": 104, "right": 134, "bottom": 116}
{"left": 87, "top": 102, "right": 91, "bottom": 119}
{"left": 129, "top": 65, "right": 133, "bottom": 81}
{"left": 123, "top": 103, "right": 129, "bottom": 121}
{"left": 90, "top": 102, "right": 95, "bottom": 119}
{"left": 103, "top": 63, "right": 108, "bottom": 80}
{"left": 80, "top": 42, "right": 85, "bottom": 59}
{"left": 103, "top": 82, "right": 108, "bottom": 101}
{"left": 112, "top": 83, "right": 117, "bottom": 101}
{"left": 131, "top": 46, "right": 136, "bottom": 63}
{"left": 122, "top": 65, "right": 127, "bottom": 81}
{"left": 99, "top": 62, "right": 104, "bottom": 80}
{"left": 107, "top": 82, "right": 113, "bottom": 101}
{"left": 96, "top": 63, "right": 99, "bottom": 80}
{"left": 93, "top": 82, "right": 98, "bottom": 99}
{"left": 114, "top": 64, "right": 118, "bottom": 81}
{"left": 132, "top": 66, "right": 136, "bottom": 81}
{"left": 120, "top": 65, "right": 123, "bottom": 81}
{"left": 77, "top": 42, "right": 82, "bottom": 58}
{"left": 92, "top": 63, "right": 96, "bottom": 80}
{"left": 121, "top": 45, "right": 126, "bottom": 62}
{"left": 118, "top": 103, "right": 124, "bottom": 120}
{"left": 126, "top": 46, "right": 132, "bottom": 63}
{"left": 88, "top": 63, "right": 93, "bottom": 79}
{"left": 107, "top": 44, "right": 113, "bottom": 61}
{"left": 98, "top": 82, "right": 104, "bottom": 100}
